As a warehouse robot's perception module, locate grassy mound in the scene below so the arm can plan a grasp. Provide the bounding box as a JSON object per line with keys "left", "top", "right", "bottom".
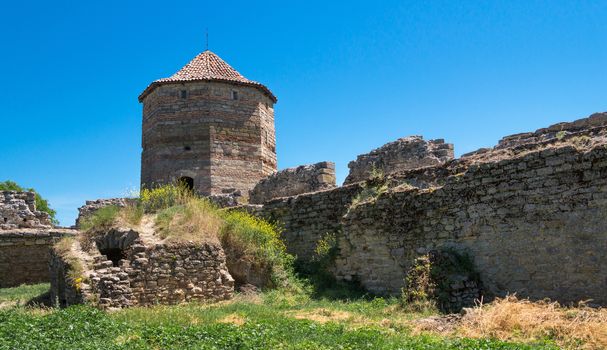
{"left": 79, "top": 184, "right": 294, "bottom": 288}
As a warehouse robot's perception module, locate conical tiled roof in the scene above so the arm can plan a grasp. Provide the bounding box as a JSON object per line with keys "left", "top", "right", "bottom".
{"left": 139, "top": 50, "right": 276, "bottom": 102}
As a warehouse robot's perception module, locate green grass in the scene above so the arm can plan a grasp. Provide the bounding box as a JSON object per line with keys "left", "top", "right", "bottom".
{"left": 79, "top": 205, "right": 120, "bottom": 231}
{"left": 0, "top": 285, "right": 558, "bottom": 350}
{"left": 0, "top": 283, "right": 49, "bottom": 305}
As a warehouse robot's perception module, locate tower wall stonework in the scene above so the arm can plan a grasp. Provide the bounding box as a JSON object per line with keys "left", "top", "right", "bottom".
{"left": 141, "top": 80, "right": 276, "bottom": 195}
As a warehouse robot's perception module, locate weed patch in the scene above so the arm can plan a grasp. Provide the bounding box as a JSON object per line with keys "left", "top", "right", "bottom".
{"left": 79, "top": 205, "right": 120, "bottom": 232}
{"left": 54, "top": 238, "right": 86, "bottom": 289}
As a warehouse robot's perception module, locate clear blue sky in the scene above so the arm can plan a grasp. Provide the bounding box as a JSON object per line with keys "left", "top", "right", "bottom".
{"left": 1, "top": 1, "right": 606, "bottom": 226}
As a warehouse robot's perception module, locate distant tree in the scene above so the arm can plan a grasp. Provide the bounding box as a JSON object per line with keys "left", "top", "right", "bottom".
{"left": 0, "top": 180, "right": 58, "bottom": 225}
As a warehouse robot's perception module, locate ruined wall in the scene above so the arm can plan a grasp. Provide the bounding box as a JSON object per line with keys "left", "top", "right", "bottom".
{"left": 252, "top": 113, "right": 607, "bottom": 306}
{"left": 344, "top": 136, "right": 454, "bottom": 184}
{"left": 250, "top": 185, "right": 362, "bottom": 261}
{"left": 334, "top": 143, "right": 607, "bottom": 305}
{"left": 1, "top": 191, "right": 51, "bottom": 229}
{"left": 249, "top": 162, "right": 336, "bottom": 204}
{"left": 141, "top": 80, "right": 276, "bottom": 196}
{"left": 0, "top": 191, "right": 67, "bottom": 288}
{"left": 50, "top": 228, "right": 234, "bottom": 309}
{"left": 76, "top": 198, "right": 133, "bottom": 228}
{"left": 0, "top": 229, "right": 74, "bottom": 288}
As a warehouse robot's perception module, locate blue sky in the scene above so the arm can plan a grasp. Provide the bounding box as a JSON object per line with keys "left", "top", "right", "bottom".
{"left": 1, "top": 1, "right": 606, "bottom": 226}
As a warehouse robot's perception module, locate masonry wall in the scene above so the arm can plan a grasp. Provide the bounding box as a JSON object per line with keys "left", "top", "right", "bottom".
{"left": 249, "top": 113, "right": 607, "bottom": 305}
{"left": 249, "top": 161, "right": 336, "bottom": 204}
{"left": 0, "top": 230, "right": 72, "bottom": 288}
{"left": 251, "top": 184, "right": 362, "bottom": 261}
{"left": 344, "top": 136, "right": 454, "bottom": 184}
{"left": 141, "top": 80, "right": 276, "bottom": 196}
{"left": 92, "top": 243, "right": 233, "bottom": 308}
{"left": 1, "top": 191, "right": 51, "bottom": 230}
{"left": 337, "top": 144, "right": 607, "bottom": 304}
{"left": 51, "top": 228, "right": 234, "bottom": 309}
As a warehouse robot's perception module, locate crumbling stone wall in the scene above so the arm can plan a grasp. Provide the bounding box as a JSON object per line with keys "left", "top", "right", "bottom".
{"left": 245, "top": 184, "right": 361, "bottom": 261}
{"left": 344, "top": 136, "right": 454, "bottom": 184}
{"left": 334, "top": 143, "right": 607, "bottom": 305}
{"left": 76, "top": 198, "right": 132, "bottom": 228}
{"left": 50, "top": 228, "right": 234, "bottom": 309}
{"left": 0, "top": 191, "right": 68, "bottom": 288}
{"left": 249, "top": 162, "right": 336, "bottom": 204}
{"left": 251, "top": 113, "right": 607, "bottom": 306}
{"left": 1, "top": 191, "right": 51, "bottom": 229}
{"left": 0, "top": 229, "right": 75, "bottom": 288}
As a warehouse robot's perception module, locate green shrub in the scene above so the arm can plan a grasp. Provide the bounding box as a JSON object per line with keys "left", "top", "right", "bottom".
{"left": 79, "top": 205, "right": 120, "bottom": 232}
{"left": 314, "top": 232, "right": 338, "bottom": 261}
{"left": 54, "top": 237, "right": 86, "bottom": 289}
{"left": 140, "top": 184, "right": 191, "bottom": 213}
{"left": 220, "top": 210, "right": 294, "bottom": 286}
{"left": 0, "top": 180, "right": 58, "bottom": 225}
{"left": 369, "top": 165, "right": 384, "bottom": 180}
{"left": 350, "top": 182, "right": 388, "bottom": 208}
{"left": 292, "top": 231, "right": 368, "bottom": 300}
{"left": 400, "top": 254, "right": 438, "bottom": 313}
{"left": 401, "top": 248, "right": 480, "bottom": 313}
{"left": 119, "top": 204, "right": 144, "bottom": 226}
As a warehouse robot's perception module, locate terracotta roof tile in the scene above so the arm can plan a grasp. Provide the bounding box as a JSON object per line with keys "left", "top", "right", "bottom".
{"left": 139, "top": 50, "right": 276, "bottom": 102}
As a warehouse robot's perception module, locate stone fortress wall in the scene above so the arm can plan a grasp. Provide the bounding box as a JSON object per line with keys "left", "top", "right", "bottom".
{"left": 0, "top": 229, "right": 74, "bottom": 288}
{"left": 247, "top": 112, "right": 607, "bottom": 305}
{"left": 1, "top": 191, "right": 51, "bottom": 230}
{"left": 0, "top": 191, "right": 74, "bottom": 288}
{"left": 4, "top": 108, "right": 607, "bottom": 310}
{"left": 344, "top": 136, "right": 454, "bottom": 185}
{"left": 50, "top": 228, "right": 233, "bottom": 309}
{"left": 249, "top": 161, "right": 336, "bottom": 204}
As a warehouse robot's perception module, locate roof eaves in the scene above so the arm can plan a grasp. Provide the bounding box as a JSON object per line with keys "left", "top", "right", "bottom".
{"left": 138, "top": 78, "right": 277, "bottom": 103}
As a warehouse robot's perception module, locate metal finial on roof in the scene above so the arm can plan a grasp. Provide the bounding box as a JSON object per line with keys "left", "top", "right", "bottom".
{"left": 205, "top": 28, "right": 209, "bottom": 51}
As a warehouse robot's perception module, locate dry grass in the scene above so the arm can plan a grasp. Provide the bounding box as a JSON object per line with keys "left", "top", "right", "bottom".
{"left": 117, "top": 204, "right": 144, "bottom": 227}
{"left": 54, "top": 237, "right": 86, "bottom": 286}
{"left": 218, "top": 313, "right": 246, "bottom": 326}
{"left": 155, "top": 198, "right": 223, "bottom": 244}
{"left": 414, "top": 295, "right": 607, "bottom": 350}
{"left": 288, "top": 308, "right": 354, "bottom": 324}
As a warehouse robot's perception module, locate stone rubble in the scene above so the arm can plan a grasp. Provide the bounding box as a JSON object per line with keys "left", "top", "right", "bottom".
{"left": 0, "top": 191, "right": 52, "bottom": 230}
{"left": 344, "top": 136, "right": 454, "bottom": 185}
{"left": 249, "top": 161, "right": 336, "bottom": 204}
{"left": 50, "top": 227, "right": 234, "bottom": 309}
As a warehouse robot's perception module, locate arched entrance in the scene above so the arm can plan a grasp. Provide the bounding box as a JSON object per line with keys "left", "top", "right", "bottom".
{"left": 177, "top": 176, "right": 194, "bottom": 192}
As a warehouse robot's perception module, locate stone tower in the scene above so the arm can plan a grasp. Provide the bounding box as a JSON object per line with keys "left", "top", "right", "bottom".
{"left": 138, "top": 50, "right": 277, "bottom": 196}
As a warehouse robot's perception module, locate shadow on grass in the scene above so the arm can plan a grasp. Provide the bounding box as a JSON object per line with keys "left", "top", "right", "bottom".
{"left": 294, "top": 260, "right": 377, "bottom": 301}
{"left": 26, "top": 290, "right": 53, "bottom": 307}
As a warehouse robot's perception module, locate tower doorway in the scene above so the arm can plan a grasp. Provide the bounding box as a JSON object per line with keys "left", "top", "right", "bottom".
{"left": 178, "top": 176, "right": 194, "bottom": 192}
